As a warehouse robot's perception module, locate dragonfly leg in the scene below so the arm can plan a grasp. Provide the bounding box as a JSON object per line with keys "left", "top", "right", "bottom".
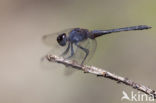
{"left": 61, "top": 43, "right": 70, "bottom": 56}
{"left": 75, "top": 43, "right": 89, "bottom": 65}
{"left": 66, "top": 43, "right": 74, "bottom": 59}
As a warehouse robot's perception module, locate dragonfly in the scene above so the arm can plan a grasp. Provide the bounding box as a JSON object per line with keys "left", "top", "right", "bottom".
{"left": 42, "top": 25, "right": 151, "bottom": 65}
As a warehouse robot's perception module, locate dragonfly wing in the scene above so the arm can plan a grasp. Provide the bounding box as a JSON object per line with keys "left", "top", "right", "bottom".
{"left": 42, "top": 28, "right": 97, "bottom": 75}
{"left": 60, "top": 39, "right": 94, "bottom": 76}
{"left": 71, "top": 38, "right": 97, "bottom": 64}
{"left": 42, "top": 33, "right": 58, "bottom": 47}
{"left": 42, "top": 28, "right": 77, "bottom": 76}
{"left": 42, "top": 28, "right": 75, "bottom": 58}
{"left": 64, "top": 66, "right": 76, "bottom": 76}
{"left": 86, "top": 38, "right": 97, "bottom": 63}
{"left": 42, "top": 28, "right": 74, "bottom": 47}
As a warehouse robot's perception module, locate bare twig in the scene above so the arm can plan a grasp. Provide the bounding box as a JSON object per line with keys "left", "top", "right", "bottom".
{"left": 46, "top": 54, "right": 156, "bottom": 99}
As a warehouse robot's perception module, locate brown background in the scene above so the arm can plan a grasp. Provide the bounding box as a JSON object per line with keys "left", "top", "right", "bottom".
{"left": 0, "top": 0, "right": 156, "bottom": 103}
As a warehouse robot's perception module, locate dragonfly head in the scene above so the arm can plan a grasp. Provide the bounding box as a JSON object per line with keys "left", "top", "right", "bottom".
{"left": 57, "top": 33, "right": 67, "bottom": 46}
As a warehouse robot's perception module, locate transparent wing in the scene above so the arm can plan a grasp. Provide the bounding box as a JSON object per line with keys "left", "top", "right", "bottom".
{"left": 85, "top": 38, "right": 97, "bottom": 63}
{"left": 64, "top": 66, "right": 76, "bottom": 76}
{"left": 42, "top": 28, "right": 97, "bottom": 76}
{"left": 63, "top": 39, "right": 97, "bottom": 76}
{"left": 42, "top": 28, "right": 77, "bottom": 75}
{"left": 42, "top": 28, "right": 74, "bottom": 47}
{"left": 71, "top": 38, "right": 97, "bottom": 64}
{"left": 42, "top": 28, "right": 74, "bottom": 55}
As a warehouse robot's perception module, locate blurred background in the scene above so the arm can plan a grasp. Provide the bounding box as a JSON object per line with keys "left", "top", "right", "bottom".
{"left": 0, "top": 0, "right": 156, "bottom": 103}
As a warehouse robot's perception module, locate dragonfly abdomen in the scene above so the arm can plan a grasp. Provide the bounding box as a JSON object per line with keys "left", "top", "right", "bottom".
{"left": 89, "top": 25, "right": 151, "bottom": 39}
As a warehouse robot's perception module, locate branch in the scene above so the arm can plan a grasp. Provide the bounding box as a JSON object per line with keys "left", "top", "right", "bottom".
{"left": 46, "top": 54, "right": 156, "bottom": 99}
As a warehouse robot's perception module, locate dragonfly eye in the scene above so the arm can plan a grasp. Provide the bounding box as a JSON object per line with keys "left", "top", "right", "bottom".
{"left": 57, "top": 33, "right": 67, "bottom": 46}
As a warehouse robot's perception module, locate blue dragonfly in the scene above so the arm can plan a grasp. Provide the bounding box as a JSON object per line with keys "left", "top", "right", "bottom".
{"left": 43, "top": 25, "right": 151, "bottom": 65}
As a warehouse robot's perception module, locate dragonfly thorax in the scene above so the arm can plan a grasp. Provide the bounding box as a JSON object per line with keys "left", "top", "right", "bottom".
{"left": 68, "top": 28, "right": 89, "bottom": 43}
